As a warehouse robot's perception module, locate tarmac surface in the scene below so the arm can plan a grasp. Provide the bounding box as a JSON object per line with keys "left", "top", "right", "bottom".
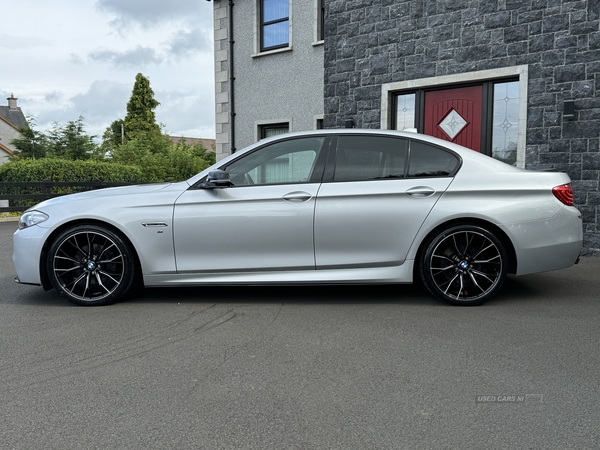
{"left": 1, "top": 220, "right": 599, "bottom": 449}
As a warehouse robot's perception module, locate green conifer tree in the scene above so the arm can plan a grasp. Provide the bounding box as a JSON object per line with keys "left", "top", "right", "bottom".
{"left": 123, "top": 73, "right": 161, "bottom": 140}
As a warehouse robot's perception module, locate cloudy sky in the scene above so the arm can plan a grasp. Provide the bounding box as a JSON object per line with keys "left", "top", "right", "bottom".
{"left": 0, "top": 0, "right": 215, "bottom": 141}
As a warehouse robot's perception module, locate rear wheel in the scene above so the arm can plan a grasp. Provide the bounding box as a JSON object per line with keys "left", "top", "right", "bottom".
{"left": 420, "top": 225, "right": 507, "bottom": 306}
{"left": 47, "top": 225, "right": 136, "bottom": 306}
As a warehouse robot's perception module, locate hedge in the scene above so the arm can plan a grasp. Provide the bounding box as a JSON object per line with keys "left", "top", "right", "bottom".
{"left": 0, "top": 159, "right": 147, "bottom": 209}
{"left": 0, "top": 159, "right": 144, "bottom": 183}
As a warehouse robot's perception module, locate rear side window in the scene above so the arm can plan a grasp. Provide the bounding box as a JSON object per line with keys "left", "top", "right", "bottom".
{"left": 407, "top": 140, "right": 460, "bottom": 178}
{"left": 334, "top": 135, "right": 408, "bottom": 182}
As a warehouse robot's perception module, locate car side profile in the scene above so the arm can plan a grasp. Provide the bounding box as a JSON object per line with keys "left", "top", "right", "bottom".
{"left": 13, "top": 130, "right": 583, "bottom": 306}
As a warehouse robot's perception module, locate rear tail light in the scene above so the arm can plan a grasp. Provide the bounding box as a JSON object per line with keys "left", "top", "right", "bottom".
{"left": 552, "top": 183, "right": 574, "bottom": 206}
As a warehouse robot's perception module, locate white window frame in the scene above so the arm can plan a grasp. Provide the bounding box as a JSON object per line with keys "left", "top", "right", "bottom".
{"left": 313, "top": 0, "right": 324, "bottom": 46}
{"left": 255, "top": 119, "right": 292, "bottom": 142}
{"left": 253, "top": 0, "right": 293, "bottom": 58}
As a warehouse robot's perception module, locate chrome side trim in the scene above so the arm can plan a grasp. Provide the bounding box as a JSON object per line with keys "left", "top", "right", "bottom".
{"left": 141, "top": 222, "right": 168, "bottom": 227}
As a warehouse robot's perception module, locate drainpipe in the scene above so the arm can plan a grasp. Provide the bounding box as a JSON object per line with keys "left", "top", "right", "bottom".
{"left": 229, "top": 0, "right": 236, "bottom": 153}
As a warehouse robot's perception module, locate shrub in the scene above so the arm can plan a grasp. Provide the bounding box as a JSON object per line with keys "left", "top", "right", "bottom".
{"left": 0, "top": 159, "right": 145, "bottom": 210}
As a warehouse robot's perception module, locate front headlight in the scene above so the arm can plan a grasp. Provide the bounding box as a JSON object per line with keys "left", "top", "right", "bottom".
{"left": 19, "top": 210, "right": 49, "bottom": 229}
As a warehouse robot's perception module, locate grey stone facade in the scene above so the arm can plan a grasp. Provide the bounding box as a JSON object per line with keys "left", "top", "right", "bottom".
{"left": 323, "top": 0, "right": 600, "bottom": 255}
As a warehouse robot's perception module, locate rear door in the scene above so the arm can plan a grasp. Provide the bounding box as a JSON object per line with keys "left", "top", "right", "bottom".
{"left": 314, "top": 135, "right": 458, "bottom": 269}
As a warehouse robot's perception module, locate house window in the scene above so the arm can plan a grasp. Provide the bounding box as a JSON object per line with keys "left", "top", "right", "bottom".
{"left": 315, "top": 0, "right": 325, "bottom": 42}
{"left": 261, "top": 0, "right": 289, "bottom": 51}
{"left": 260, "top": 122, "right": 289, "bottom": 139}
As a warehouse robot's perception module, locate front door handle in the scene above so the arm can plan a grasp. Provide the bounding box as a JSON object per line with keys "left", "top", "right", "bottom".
{"left": 282, "top": 191, "right": 312, "bottom": 202}
{"left": 406, "top": 186, "right": 436, "bottom": 198}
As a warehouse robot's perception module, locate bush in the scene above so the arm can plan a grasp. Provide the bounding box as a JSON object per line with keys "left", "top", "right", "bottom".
{"left": 0, "top": 159, "right": 145, "bottom": 210}
{"left": 0, "top": 158, "right": 143, "bottom": 183}
{"left": 111, "top": 134, "right": 215, "bottom": 182}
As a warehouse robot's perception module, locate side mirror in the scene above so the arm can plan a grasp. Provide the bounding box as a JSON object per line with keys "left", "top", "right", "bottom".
{"left": 200, "top": 170, "right": 232, "bottom": 188}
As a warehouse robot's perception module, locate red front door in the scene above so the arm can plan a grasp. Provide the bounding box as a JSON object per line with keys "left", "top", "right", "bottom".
{"left": 424, "top": 85, "right": 483, "bottom": 152}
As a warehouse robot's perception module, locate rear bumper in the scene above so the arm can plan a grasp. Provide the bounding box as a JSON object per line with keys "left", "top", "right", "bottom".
{"left": 503, "top": 206, "right": 583, "bottom": 276}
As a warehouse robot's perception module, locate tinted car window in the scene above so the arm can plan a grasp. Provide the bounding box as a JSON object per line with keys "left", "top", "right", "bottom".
{"left": 334, "top": 135, "right": 408, "bottom": 182}
{"left": 407, "top": 140, "right": 460, "bottom": 178}
{"left": 226, "top": 137, "right": 325, "bottom": 186}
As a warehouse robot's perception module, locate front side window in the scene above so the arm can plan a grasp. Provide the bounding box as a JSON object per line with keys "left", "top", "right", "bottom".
{"left": 261, "top": 0, "right": 289, "bottom": 51}
{"left": 226, "top": 136, "right": 325, "bottom": 186}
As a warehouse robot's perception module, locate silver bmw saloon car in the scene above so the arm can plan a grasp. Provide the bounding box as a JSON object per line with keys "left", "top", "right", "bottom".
{"left": 13, "top": 130, "right": 583, "bottom": 306}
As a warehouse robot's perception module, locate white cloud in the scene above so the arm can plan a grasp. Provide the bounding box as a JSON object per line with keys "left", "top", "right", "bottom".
{"left": 0, "top": 34, "right": 52, "bottom": 50}
{"left": 168, "top": 28, "right": 213, "bottom": 57}
{"left": 89, "top": 46, "right": 164, "bottom": 68}
{"left": 96, "top": 0, "right": 210, "bottom": 28}
{"left": 0, "top": 0, "right": 215, "bottom": 140}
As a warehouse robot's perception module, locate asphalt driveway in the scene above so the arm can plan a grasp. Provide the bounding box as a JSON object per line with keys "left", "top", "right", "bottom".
{"left": 1, "top": 220, "right": 599, "bottom": 449}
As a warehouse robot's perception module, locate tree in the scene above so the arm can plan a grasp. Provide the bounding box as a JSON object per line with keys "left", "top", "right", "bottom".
{"left": 100, "top": 119, "right": 125, "bottom": 157}
{"left": 45, "top": 116, "right": 99, "bottom": 160}
{"left": 10, "top": 115, "right": 100, "bottom": 160}
{"left": 10, "top": 116, "right": 49, "bottom": 159}
{"left": 123, "top": 73, "right": 161, "bottom": 140}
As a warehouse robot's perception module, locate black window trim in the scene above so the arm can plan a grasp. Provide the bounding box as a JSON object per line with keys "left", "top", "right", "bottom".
{"left": 259, "top": 122, "right": 290, "bottom": 139}
{"left": 321, "top": 133, "right": 463, "bottom": 183}
{"left": 260, "top": 0, "right": 290, "bottom": 52}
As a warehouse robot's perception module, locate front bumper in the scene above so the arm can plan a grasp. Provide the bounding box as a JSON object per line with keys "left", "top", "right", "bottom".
{"left": 12, "top": 226, "right": 48, "bottom": 286}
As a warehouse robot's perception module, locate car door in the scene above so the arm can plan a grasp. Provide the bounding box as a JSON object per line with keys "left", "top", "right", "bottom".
{"left": 173, "top": 136, "right": 328, "bottom": 273}
{"left": 314, "top": 135, "right": 459, "bottom": 269}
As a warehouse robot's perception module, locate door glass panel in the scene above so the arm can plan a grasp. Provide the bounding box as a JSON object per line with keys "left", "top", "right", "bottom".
{"left": 335, "top": 135, "right": 408, "bottom": 182}
{"left": 407, "top": 141, "right": 459, "bottom": 178}
{"left": 395, "top": 93, "right": 416, "bottom": 131}
{"left": 226, "top": 137, "right": 325, "bottom": 186}
{"left": 492, "top": 81, "right": 519, "bottom": 165}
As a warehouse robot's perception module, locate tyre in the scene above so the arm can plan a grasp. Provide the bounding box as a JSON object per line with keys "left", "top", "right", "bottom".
{"left": 47, "top": 224, "right": 136, "bottom": 306}
{"left": 419, "top": 225, "right": 507, "bottom": 306}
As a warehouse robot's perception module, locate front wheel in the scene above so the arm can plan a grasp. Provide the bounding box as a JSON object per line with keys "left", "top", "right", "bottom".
{"left": 419, "top": 225, "right": 507, "bottom": 306}
{"left": 47, "top": 225, "right": 136, "bottom": 306}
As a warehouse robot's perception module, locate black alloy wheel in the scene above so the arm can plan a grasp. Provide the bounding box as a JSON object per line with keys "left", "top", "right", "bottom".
{"left": 420, "top": 225, "right": 508, "bottom": 306}
{"left": 47, "top": 225, "right": 136, "bottom": 306}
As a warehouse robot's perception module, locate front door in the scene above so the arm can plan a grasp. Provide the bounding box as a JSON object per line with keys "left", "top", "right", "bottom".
{"left": 173, "top": 135, "right": 327, "bottom": 274}
{"left": 424, "top": 85, "right": 483, "bottom": 152}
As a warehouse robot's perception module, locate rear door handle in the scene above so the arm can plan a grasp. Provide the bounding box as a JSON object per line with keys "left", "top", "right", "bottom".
{"left": 406, "top": 186, "right": 436, "bottom": 198}
{"left": 282, "top": 192, "right": 312, "bottom": 202}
